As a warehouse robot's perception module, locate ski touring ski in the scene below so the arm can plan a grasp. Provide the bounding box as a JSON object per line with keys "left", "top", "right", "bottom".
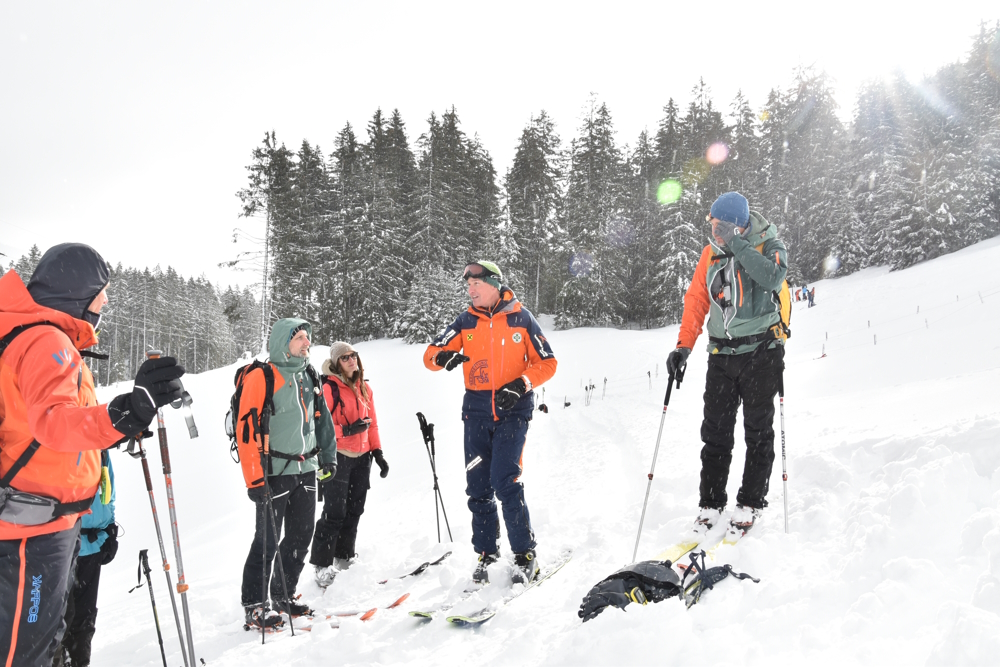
{"left": 244, "top": 593, "right": 411, "bottom": 635}
{"left": 446, "top": 550, "right": 573, "bottom": 626}
{"left": 378, "top": 551, "right": 452, "bottom": 584}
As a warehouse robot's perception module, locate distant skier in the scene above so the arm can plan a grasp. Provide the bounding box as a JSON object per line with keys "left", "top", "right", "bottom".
{"left": 309, "top": 342, "right": 388, "bottom": 588}
{"left": 666, "top": 192, "right": 788, "bottom": 538}
{"left": 423, "top": 261, "right": 557, "bottom": 585}
{"left": 236, "top": 319, "right": 337, "bottom": 628}
{"left": 808, "top": 287, "right": 815, "bottom": 308}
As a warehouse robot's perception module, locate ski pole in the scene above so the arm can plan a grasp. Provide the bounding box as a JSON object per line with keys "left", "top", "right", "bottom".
{"left": 262, "top": 442, "right": 295, "bottom": 638}
{"left": 416, "top": 413, "right": 453, "bottom": 542}
{"left": 632, "top": 362, "right": 686, "bottom": 562}
{"left": 128, "top": 549, "right": 168, "bottom": 667}
{"left": 126, "top": 434, "right": 188, "bottom": 667}
{"left": 779, "top": 380, "right": 789, "bottom": 534}
{"left": 147, "top": 351, "right": 197, "bottom": 665}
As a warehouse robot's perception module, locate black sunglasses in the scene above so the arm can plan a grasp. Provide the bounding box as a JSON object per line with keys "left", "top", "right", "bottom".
{"left": 339, "top": 352, "right": 358, "bottom": 363}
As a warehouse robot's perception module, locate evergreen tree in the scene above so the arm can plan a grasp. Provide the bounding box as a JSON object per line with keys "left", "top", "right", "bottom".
{"left": 503, "top": 110, "right": 564, "bottom": 313}
{"left": 555, "top": 98, "right": 628, "bottom": 329}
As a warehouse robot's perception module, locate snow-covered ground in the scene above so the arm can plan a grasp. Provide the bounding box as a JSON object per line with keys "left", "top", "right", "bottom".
{"left": 92, "top": 237, "right": 1000, "bottom": 666}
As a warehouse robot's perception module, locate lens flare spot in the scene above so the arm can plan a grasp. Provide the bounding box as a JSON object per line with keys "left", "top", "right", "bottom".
{"left": 760, "top": 110, "right": 770, "bottom": 122}
{"left": 568, "top": 252, "right": 593, "bottom": 277}
{"left": 657, "top": 180, "right": 683, "bottom": 205}
{"left": 823, "top": 255, "right": 841, "bottom": 275}
{"left": 705, "top": 143, "right": 729, "bottom": 165}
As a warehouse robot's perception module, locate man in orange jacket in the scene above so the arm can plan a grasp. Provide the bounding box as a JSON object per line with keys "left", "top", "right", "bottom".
{"left": 424, "top": 261, "right": 556, "bottom": 586}
{"left": 0, "top": 243, "right": 184, "bottom": 667}
{"left": 666, "top": 192, "right": 787, "bottom": 540}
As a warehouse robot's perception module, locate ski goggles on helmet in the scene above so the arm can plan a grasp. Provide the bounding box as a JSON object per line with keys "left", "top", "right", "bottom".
{"left": 462, "top": 261, "right": 502, "bottom": 282}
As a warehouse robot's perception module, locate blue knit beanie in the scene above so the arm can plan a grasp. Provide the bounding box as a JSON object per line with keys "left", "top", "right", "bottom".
{"left": 710, "top": 192, "right": 750, "bottom": 228}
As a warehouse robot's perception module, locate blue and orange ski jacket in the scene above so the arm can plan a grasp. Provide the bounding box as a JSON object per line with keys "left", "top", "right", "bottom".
{"left": 424, "top": 287, "right": 557, "bottom": 420}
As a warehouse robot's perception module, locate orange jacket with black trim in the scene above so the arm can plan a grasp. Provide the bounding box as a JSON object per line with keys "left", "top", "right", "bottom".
{"left": 0, "top": 271, "right": 125, "bottom": 540}
{"left": 423, "top": 287, "right": 557, "bottom": 420}
{"left": 322, "top": 374, "right": 381, "bottom": 456}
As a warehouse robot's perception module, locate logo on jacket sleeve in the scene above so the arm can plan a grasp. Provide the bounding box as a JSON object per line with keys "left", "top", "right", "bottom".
{"left": 468, "top": 360, "right": 489, "bottom": 387}
{"left": 512, "top": 333, "right": 522, "bottom": 343}
{"left": 467, "top": 333, "right": 473, "bottom": 341}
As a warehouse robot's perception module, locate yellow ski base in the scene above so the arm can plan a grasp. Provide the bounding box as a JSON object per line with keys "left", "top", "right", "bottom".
{"left": 656, "top": 541, "right": 700, "bottom": 563}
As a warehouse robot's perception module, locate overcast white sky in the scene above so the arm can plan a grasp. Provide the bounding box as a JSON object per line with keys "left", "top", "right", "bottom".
{"left": 2, "top": 2, "right": 997, "bottom": 288}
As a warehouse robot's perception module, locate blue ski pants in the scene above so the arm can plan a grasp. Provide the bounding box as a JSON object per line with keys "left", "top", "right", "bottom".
{"left": 464, "top": 415, "right": 536, "bottom": 555}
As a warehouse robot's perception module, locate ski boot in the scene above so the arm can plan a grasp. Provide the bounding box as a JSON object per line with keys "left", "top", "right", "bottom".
{"left": 314, "top": 564, "right": 338, "bottom": 589}
{"left": 274, "top": 595, "right": 314, "bottom": 618}
{"left": 511, "top": 549, "right": 539, "bottom": 585}
{"left": 727, "top": 504, "right": 762, "bottom": 539}
{"left": 472, "top": 551, "right": 499, "bottom": 586}
{"left": 244, "top": 606, "right": 284, "bottom": 631}
{"left": 692, "top": 507, "right": 723, "bottom": 536}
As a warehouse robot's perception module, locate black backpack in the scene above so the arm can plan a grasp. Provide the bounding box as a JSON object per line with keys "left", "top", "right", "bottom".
{"left": 224, "top": 360, "right": 275, "bottom": 463}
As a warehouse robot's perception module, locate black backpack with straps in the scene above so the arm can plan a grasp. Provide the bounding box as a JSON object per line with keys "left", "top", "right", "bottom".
{"left": 224, "top": 360, "right": 325, "bottom": 466}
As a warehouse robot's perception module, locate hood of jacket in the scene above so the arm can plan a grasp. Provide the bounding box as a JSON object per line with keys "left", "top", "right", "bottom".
{"left": 0, "top": 270, "right": 98, "bottom": 350}
{"left": 25, "top": 243, "right": 110, "bottom": 322}
{"left": 268, "top": 318, "right": 311, "bottom": 371}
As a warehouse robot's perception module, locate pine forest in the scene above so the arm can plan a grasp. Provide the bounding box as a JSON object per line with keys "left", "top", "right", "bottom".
{"left": 6, "top": 24, "right": 999, "bottom": 383}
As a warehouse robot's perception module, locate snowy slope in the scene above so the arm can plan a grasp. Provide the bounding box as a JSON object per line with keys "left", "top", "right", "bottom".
{"left": 91, "top": 237, "right": 1000, "bottom": 666}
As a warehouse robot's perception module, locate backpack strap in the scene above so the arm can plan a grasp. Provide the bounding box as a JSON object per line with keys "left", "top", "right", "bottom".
{"left": 0, "top": 322, "right": 55, "bottom": 358}
{"left": 322, "top": 376, "right": 344, "bottom": 413}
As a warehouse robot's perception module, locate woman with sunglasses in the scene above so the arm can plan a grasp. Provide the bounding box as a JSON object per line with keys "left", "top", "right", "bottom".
{"left": 309, "top": 342, "right": 388, "bottom": 587}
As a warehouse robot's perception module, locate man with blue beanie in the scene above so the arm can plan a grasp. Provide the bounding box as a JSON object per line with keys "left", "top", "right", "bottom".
{"left": 666, "top": 191, "right": 788, "bottom": 541}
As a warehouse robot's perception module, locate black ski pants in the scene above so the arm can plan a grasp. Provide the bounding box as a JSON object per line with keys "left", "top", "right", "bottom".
{"left": 58, "top": 552, "right": 102, "bottom": 666}
{"left": 699, "top": 345, "right": 784, "bottom": 510}
{"left": 240, "top": 471, "right": 316, "bottom": 608}
{"left": 309, "top": 451, "right": 372, "bottom": 567}
{"left": 0, "top": 522, "right": 80, "bottom": 667}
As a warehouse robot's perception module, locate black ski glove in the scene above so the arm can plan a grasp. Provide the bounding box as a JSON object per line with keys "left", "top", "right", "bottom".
{"left": 713, "top": 219, "right": 740, "bottom": 247}
{"left": 318, "top": 463, "right": 337, "bottom": 484}
{"left": 342, "top": 418, "right": 371, "bottom": 437}
{"left": 99, "top": 524, "right": 119, "bottom": 565}
{"left": 666, "top": 348, "right": 690, "bottom": 376}
{"left": 247, "top": 485, "right": 266, "bottom": 503}
{"left": 372, "top": 449, "right": 389, "bottom": 479}
{"left": 435, "top": 350, "right": 470, "bottom": 371}
{"left": 494, "top": 378, "right": 527, "bottom": 411}
{"left": 108, "top": 357, "right": 186, "bottom": 437}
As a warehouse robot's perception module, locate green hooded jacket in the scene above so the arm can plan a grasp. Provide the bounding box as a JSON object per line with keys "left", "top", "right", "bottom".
{"left": 681, "top": 210, "right": 788, "bottom": 356}
{"left": 264, "top": 318, "right": 337, "bottom": 476}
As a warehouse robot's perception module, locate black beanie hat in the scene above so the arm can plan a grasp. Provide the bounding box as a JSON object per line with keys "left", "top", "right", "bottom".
{"left": 26, "top": 243, "right": 111, "bottom": 320}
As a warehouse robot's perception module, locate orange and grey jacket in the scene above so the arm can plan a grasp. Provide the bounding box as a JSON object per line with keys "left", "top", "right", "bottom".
{"left": 236, "top": 318, "right": 337, "bottom": 489}
{"left": 0, "top": 271, "right": 124, "bottom": 540}
{"left": 677, "top": 210, "right": 788, "bottom": 356}
{"left": 423, "top": 287, "right": 557, "bottom": 420}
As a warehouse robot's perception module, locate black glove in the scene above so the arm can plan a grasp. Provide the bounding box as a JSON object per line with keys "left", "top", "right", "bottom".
{"left": 435, "top": 350, "right": 470, "bottom": 371}
{"left": 372, "top": 449, "right": 389, "bottom": 479}
{"left": 247, "top": 485, "right": 266, "bottom": 503}
{"left": 108, "top": 357, "right": 186, "bottom": 437}
{"left": 342, "top": 418, "right": 371, "bottom": 437}
{"left": 712, "top": 220, "right": 740, "bottom": 247}
{"left": 317, "top": 463, "right": 337, "bottom": 484}
{"left": 99, "top": 524, "right": 119, "bottom": 565}
{"left": 666, "top": 347, "right": 690, "bottom": 376}
{"left": 578, "top": 578, "right": 634, "bottom": 622}
{"left": 494, "top": 378, "right": 527, "bottom": 411}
